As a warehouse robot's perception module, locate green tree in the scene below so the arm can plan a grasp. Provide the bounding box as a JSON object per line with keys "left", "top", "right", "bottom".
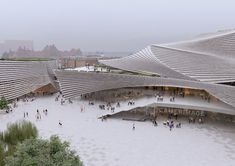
{"left": 0, "top": 121, "right": 38, "bottom": 165}
{"left": 0, "top": 142, "right": 5, "bottom": 166}
{"left": 5, "top": 136, "right": 83, "bottom": 166}
{"left": 0, "top": 97, "right": 8, "bottom": 110}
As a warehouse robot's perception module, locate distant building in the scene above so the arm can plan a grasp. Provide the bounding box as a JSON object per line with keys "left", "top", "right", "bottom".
{"left": 59, "top": 57, "right": 114, "bottom": 69}
{"left": 1, "top": 44, "right": 83, "bottom": 59}
{"left": 0, "top": 40, "right": 34, "bottom": 55}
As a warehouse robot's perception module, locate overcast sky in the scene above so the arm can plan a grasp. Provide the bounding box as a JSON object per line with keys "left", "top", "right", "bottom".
{"left": 0, "top": 0, "right": 235, "bottom": 52}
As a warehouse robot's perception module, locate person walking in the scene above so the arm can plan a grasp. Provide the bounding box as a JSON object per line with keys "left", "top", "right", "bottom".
{"left": 132, "top": 123, "right": 135, "bottom": 130}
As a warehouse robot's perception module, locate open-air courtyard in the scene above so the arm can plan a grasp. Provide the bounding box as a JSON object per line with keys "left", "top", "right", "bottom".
{"left": 1, "top": 94, "right": 235, "bottom": 166}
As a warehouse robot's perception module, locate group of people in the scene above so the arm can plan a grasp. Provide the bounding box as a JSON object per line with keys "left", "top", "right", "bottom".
{"left": 57, "top": 96, "right": 72, "bottom": 105}
{"left": 163, "top": 120, "right": 174, "bottom": 130}
{"left": 168, "top": 112, "right": 178, "bottom": 120}
{"left": 60, "top": 98, "right": 66, "bottom": 105}
{"left": 101, "top": 115, "right": 108, "bottom": 121}
{"left": 55, "top": 93, "right": 67, "bottom": 105}
{"left": 5, "top": 96, "right": 35, "bottom": 114}
{"left": 5, "top": 107, "right": 13, "bottom": 113}
{"left": 35, "top": 109, "right": 49, "bottom": 120}
{"left": 36, "top": 109, "right": 42, "bottom": 120}
{"left": 156, "top": 95, "right": 164, "bottom": 101}
{"left": 201, "top": 95, "right": 211, "bottom": 103}
{"left": 22, "top": 98, "right": 35, "bottom": 102}
{"left": 146, "top": 112, "right": 181, "bottom": 131}
{"left": 128, "top": 100, "right": 135, "bottom": 105}
{"left": 188, "top": 116, "right": 204, "bottom": 124}
{"left": 88, "top": 101, "right": 94, "bottom": 105}
{"left": 43, "top": 109, "right": 48, "bottom": 115}
{"left": 99, "top": 104, "right": 105, "bottom": 110}
{"left": 7, "top": 96, "right": 36, "bottom": 114}
{"left": 155, "top": 94, "right": 176, "bottom": 102}
{"left": 153, "top": 89, "right": 214, "bottom": 106}
{"left": 99, "top": 102, "right": 116, "bottom": 112}
{"left": 163, "top": 119, "right": 181, "bottom": 130}
{"left": 23, "top": 112, "right": 28, "bottom": 118}
{"left": 52, "top": 91, "right": 206, "bottom": 131}
{"left": 170, "top": 96, "right": 175, "bottom": 102}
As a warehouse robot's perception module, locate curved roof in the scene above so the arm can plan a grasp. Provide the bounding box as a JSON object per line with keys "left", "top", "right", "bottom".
{"left": 99, "top": 46, "right": 193, "bottom": 81}
{"left": 55, "top": 29, "right": 235, "bottom": 115}
{"left": 55, "top": 71, "right": 235, "bottom": 115}
{"left": 0, "top": 60, "right": 57, "bottom": 100}
{"left": 163, "top": 29, "right": 235, "bottom": 59}
{"left": 100, "top": 30, "right": 235, "bottom": 83}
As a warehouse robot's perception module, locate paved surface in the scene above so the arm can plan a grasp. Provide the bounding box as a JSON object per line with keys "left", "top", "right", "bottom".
{"left": 1, "top": 94, "right": 235, "bottom": 166}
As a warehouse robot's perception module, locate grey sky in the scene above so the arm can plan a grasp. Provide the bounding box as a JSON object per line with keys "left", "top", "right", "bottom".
{"left": 0, "top": 0, "right": 235, "bottom": 52}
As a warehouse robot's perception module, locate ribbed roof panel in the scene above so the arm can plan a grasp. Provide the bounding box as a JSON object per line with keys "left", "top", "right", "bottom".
{"left": 0, "top": 60, "right": 57, "bottom": 100}
{"left": 55, "top": 71, "right": 235, "bottom": 115}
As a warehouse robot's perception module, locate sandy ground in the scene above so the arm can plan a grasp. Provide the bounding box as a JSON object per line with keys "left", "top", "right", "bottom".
{"left": 1, "top": 94, "right": 235, "bottom": 166}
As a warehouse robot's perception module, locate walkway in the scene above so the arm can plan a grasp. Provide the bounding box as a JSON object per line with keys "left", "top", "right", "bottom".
{"left": 94, "top": 94, "right": 235, "bottom": 117}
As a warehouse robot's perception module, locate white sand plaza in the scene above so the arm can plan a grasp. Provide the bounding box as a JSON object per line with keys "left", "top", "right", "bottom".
{"left": 1, "top": 94, "right": 235, "bottom": 166}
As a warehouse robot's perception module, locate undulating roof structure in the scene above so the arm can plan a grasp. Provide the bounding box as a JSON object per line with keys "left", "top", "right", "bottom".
{"left": 0, "top": 60, "right": 57, "bottom": 100}
{"left": 55, "top": 71, "right": 235, "bottom": 115}
{"left": 56, "top": 29, "right": 235, "bottom": 115}
{"left": 100, "top": 29, "right": 235, "bottom": 83}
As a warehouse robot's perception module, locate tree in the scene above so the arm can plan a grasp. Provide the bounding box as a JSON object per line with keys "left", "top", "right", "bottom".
{"left": 0, "top": 121, "right": 38, "bottom": 165}
{"left": 0, "top": 142, "right": 5, "bottom": 166}
{"left": 4, "top": 136, "right": 83, "bottom": 166}
{"left": 0, "top": 97, "right": 8, "bottom": 110}
{"left": 1, "top": 52, "right": 9, "bottom": 59}
{"left": 0, "top": 120, "right": 38, "bottom": 147}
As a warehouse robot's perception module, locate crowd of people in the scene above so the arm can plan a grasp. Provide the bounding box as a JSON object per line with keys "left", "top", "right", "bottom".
{"left": 80, "top": 91, "right": 207, "bottom": 131}
{"left": 64, "top": 91, "right": 207, "bottom": 131}
{"left": 162, "top": 115, "right": 182, "bottom": 131}
{"left": 5, "top": 96, "right": 35, "bottom": 114}
{"left": 3, "top": 88, "right": 209, "bottom": 132}
{"left": 98, "top": 102, "right": 116, "bottom": 112}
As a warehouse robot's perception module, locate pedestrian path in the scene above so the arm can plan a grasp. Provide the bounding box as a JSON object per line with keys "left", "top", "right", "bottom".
{"left": 96, "top": 94, "right": 235, "bottom": 117}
